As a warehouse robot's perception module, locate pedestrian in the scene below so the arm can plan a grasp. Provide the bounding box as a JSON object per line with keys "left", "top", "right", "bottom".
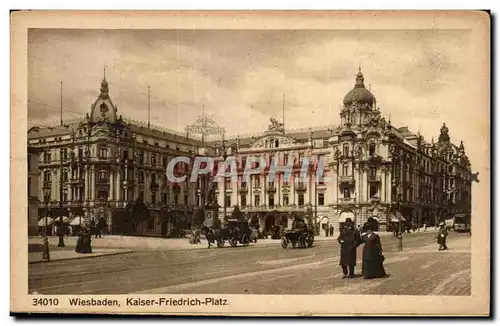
{"left": 337, "top": 218, "right": 360, "bottom": 278}
{"left": 330, "top": 225, "right": 334, "bottom": 237}
{"left": 359, "top": 218, "right": 387, "bottom": 280}
{"left": 436, "top": 222, "right": 448, "bottom": 251}
{"left": 325, "top": 226, "right": 329, "bottom": 237}
{"left": 423, "top": 223, "right": 427, "bottom": 232}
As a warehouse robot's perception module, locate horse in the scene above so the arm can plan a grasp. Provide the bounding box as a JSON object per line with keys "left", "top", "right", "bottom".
{"left": 202, "top": 226, "right": 218, "bottom": 248}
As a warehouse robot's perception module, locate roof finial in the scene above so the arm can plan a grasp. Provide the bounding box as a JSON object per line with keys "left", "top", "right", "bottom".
{"left": 104, "top": 65, "right": 106, "bottom": 80}
{"left": 358, "top": 60, "right": 361, "bottom": 73}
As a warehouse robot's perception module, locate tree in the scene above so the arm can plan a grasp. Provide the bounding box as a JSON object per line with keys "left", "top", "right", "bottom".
{"left": 132, "top": 196, "right": 150, "bottom": 235}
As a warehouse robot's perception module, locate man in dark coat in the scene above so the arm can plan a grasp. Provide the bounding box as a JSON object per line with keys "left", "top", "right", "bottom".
{"left": 337, "top": 218, "right": 361, "bottom": 278}
{"left": 437, "top": 222, "right": 448, "bottom": 250}
{"left": 360, "top": 218, "right": 386, "bottom": 279}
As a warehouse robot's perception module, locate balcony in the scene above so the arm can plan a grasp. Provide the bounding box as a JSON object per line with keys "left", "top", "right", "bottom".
{"left": 68, "top": 178, "right": 84, "bottom": 185}
{"left": 96, "top": 178, "right": 109, "bottom": 186}
{"left": 339, "top": 197, "right": 355, "bottom": 204}
{"left": 338, "top": 175, "right": 355, "bottom": 185}
{"left": 266, "top": 184, "right": 276, "bottom": 193}
{"left": 241, "top": 205, "right": 309, "bottom": 213}
{"left": 295, "top": 183, "right": 307, "bottom": 192}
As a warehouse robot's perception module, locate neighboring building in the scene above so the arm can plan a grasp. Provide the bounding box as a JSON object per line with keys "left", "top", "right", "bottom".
{"left": 215, "top": 69, "right": 473, "bottom": 234}
{"left": 28, "top": 146, "right": 40, "bottom": 236}
{"left": 28, "top": 74, "right": 205, "bottom": 236}
{"left": 27, "top": 69, "right": 473, "bottom": 236}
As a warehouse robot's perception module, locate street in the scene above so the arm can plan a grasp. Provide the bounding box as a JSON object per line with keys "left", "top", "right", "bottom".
{"left": 28, "top": 231, "right": 470, "bottom": 296}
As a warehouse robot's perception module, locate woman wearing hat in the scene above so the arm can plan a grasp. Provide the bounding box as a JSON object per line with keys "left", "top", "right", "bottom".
{"left": 359, "top": 218, "right": 387, "bottom": 279}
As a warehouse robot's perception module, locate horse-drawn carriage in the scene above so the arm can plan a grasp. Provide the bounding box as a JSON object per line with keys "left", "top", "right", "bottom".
{"left": 281, "top": 228, "right": 315, "bottom": 249}
{"left": 204, "top": 219, "right": 256, "bottom": 248}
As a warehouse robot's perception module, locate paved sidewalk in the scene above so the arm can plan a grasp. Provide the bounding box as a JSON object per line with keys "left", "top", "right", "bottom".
{"left": 28, "top": 248, "right": 134, "bottom": 264}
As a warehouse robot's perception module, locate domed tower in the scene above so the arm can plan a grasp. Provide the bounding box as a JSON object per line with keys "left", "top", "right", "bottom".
{"left": 340, "top": 68, "right": 376, "bottom": 128}
{"left": 89, "top": 69, "right": 118, "bottom": 124}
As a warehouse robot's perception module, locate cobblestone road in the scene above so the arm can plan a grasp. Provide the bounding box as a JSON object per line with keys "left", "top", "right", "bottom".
{"left": 29, "top": 231, "right": 470, "bottom": 295}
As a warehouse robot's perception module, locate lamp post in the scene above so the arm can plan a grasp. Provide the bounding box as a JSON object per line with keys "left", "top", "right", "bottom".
{"left": 42, "top": 182, "right": 51, "bottom": 261}
{"left": 397, "top": 185, "right": 403, "bottom": 251}
{"left": 58, "top": 148, "right": 66, "bottom": 247}
{"left": 216, "top": 137, "right": 236, "bottom": 221}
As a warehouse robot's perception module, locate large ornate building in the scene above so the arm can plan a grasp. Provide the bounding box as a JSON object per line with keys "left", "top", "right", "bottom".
{"left": 28, "top": 69, "right": 473, "bottom": 236}
{"left": 214, "top": 69, "right": 473, "bottom": 235}
{"left": 28, "top": 74, "right": 207, "bottom": 236}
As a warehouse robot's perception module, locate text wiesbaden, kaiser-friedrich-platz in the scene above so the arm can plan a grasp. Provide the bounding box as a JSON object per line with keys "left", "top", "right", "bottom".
{"left": 27, "top": 68, "right": 474, "bottom": 238}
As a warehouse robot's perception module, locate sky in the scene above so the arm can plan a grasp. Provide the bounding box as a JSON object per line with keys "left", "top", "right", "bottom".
{"left": 28, "top": 28, "right": 485, "bottom": 167}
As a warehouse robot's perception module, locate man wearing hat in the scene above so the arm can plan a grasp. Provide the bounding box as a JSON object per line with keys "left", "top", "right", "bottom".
{"left": 337, "top": 218, "right": 361, "bottom": 278}
{"left": 437, "top": 222, "right": 448, "bottom": 251}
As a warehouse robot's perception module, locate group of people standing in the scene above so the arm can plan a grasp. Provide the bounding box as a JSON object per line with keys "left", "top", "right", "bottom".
{"left": 337, "top": 217, "right": 387, "bottom": 279}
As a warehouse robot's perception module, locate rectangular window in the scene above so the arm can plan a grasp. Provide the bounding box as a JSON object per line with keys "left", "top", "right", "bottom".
{"left": 283, "top": 194, "right": 289, "bottom": 206}
{"left": 240, "top": 195, "right": 247, "bottom": 207}
{"left": 225, "top": 195, "right": 231, "bottom": 207}
{"left": 151, "top": 154, "right": 156, "bottom": 166}
{"left": 254, "top": 195, "right": 260, "bottom": 206}
{"left": 283, "top": 153, "right": 288, "bottom": 165}
{"left": 241, "top": 181, "right": 247, "bottom": 189}
{"left": 298, "top": 194, "right": 305, "bottom": 206}
{"left": 318, "top": 193, "right": 325, "bottom": 206}
{"left": 147, "top": 216, "right": 155, "bottom": 231}
{"left": 269, "top": 194, "right": 274, "bottom": 207}
{"left": 369, "top": 184, "right": 378, "bottom": 198}
{"left": 268, "top": 181, "right": 274, "bottom": 188}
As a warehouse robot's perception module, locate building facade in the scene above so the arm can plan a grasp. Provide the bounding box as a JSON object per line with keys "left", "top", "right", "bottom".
{"left": 28, "top": 69, "right": 473, "bottom": 236}
{"left": 28, "top": 146, "right": 40, "bottom": 236}
{"left": 215, "top": 70, "right": 473, "bottom": 235}
{"left": 28, "top": 75, "right": 206, "bottom": 236}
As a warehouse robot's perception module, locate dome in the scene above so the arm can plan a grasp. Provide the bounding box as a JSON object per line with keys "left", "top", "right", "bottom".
{"left": 343, "top": 70, "right": 375, "bottom": 107}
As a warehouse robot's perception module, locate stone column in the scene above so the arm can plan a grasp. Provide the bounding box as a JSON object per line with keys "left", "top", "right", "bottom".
{"left": 84, "top": 166, "right": 89, "bottom": 201}
{"left": 116, "top": 170, "right": 121, "bottom": 202}
{"left": 363, "top": 167, "right": 368, "bottom": 202}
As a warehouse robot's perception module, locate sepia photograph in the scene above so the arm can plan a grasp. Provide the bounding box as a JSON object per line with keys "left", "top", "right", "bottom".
{"left": 11, "top": 10, "right": 490, "bottom": 316}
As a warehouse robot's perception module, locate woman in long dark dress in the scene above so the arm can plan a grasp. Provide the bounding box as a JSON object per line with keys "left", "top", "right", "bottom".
{"left": 360, "top": 220, "right": 387, "bottom": 279}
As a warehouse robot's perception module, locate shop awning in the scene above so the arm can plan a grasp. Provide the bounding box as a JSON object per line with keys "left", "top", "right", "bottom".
{"left": 69, "top": 217, "right": 84, "bottom": 226}
{"left": 52, "top": 216, "right": 71, "bottom": 223}
{"left": 389, "top": 213, "right": 406, "bottom": 223}
{"left": 37, "top": 217, "right": 54, "bottom": 227}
